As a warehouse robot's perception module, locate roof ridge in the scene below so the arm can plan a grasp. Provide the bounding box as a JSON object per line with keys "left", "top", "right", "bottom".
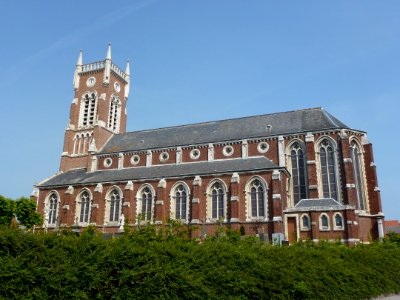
{"left": 321, "top": 107, "right": 340, "bottom": 127}
{"left": 120, "top": 107, "right": 323, "bottom": 135}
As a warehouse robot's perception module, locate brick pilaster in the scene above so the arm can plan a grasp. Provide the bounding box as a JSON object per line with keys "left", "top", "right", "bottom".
{"left": 154, "top": 179, "right": 166, "bottom": 224}
{"left": 92, "top": 184, "right": 103, "bottom": 225}
{"left": 310, "top": 211, "right": 319, "bottom": 240}
{"left": 271, "top": 170, "right": 283, "bottom": 233}
{"left": 123, "top": 181, "right": 134, "bottom": 224}
{"left": 191, "top": 176, "right": 202, "bottom": 224}
{"left": 230, "top": 173, "right": 240, "bottom": 222}
{"left": 340, "top": 133, "right": 357, "bottom": 207}
{"left": 305, "top": 133, "right": 319, "bottom": 198}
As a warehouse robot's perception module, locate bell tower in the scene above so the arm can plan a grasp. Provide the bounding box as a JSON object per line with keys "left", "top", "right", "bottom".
{"left": 60, "top": 44, "right": 130, "bottom": 172}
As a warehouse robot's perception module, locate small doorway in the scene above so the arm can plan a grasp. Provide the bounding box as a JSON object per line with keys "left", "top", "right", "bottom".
{"left": 287, "top": 217, "right": 298, "bottom": 244}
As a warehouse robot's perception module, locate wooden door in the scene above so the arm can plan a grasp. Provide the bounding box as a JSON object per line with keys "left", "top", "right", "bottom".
{"left": 287, "top": 217, "right": 298, "bottom": 244}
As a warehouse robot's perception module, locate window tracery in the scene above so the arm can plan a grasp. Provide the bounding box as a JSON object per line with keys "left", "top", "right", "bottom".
{"left": 137, "top": 186, "right": 153, "bottom": 222}
{"left": 289, "top": 141, "right": 307, "bottom": 205}
{"left": 207, "top": 181, "right": 226, "bottom": 220}
{"left": 350, "top": 141, "right": 366, "bottom": 210}
{"left": 47, "top": 192, "right": 58, "bottom": 226}
{"left": 172, "top": 184, "right": 188, "bottom": 221}
{"left": 106, "top": 188, "right": 121, "bottom": 223}
{"left": 319, "top": 139, "right": 339, "bottom": 200}
{"left": 77, "top": 190, "right": 91, "bottom": 225}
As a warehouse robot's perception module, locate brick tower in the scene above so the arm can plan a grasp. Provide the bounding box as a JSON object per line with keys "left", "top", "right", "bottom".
{"left": 60, "top": 44, "right": 130, "bottom": 172}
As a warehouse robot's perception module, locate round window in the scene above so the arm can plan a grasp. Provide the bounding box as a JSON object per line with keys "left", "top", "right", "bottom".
{"left": 130, "top": 154, "right": 140, "bottom": 165}
{"left": 159, "top": 152, "right": 169, "bottom": 162}
{"left": 114, "top": 82, "right": 121, "bottom": 93}
{"left": 190, "top": 149, "right": 200, "bottom": 160}
{"left": 104, "top": 157, "right": 112, "bottom": 168}
{"left": 223, "top": 145, "right": 234, "bottom": 157}
{"left": 86, "top": 76, "right": 96, "bottom": 87}
{"left": 257, "top": 142, "right": 269, "bottom": 153}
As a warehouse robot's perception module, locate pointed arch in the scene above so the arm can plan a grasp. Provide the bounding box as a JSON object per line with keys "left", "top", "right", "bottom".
{"left": 136, "top": 184, "right": 155, "bottom": 223}
{"left": 206, "top": 179, "right": 228, "bottom": 222}
{"left": 169, "top": 181, "right": 191, "bottom": 222}
{"left": 104, "top": 186, "right": 123, "bottom": 224}
{"left": 79, "top": 91, "right": 98, "bottom": 128}
{"left": 300, "top": 214, "right": 310, "bottom": 231}
{"left": 286, "top": 139, "right": 308, "bottom": 206}
{"left": 244, "top": 176, "right": 268, "bottom": 221}
{"left": 315, "top": 136, "right": 341, "bottom": 201}
{"left": 108, "top": 94, "right": 122, "bottom": 133}
{"left": 333, "top": 212, "right": 344, "bottom": 230}
{"left": 75, "top": 188, "right": 93, "bottom": 226}
{"left": 319, "top": 213, "right": 330, "bottom": 230}
{"left": 44, "top": 191, "right": 60, "bottom": 227}
{"left": 349, "top": 138, "right": 368, "bottom": 211}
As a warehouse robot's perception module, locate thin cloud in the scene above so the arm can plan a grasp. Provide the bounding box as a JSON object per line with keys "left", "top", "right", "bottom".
{"left": 0, "top": 0, "right": 159, "bottom": 88}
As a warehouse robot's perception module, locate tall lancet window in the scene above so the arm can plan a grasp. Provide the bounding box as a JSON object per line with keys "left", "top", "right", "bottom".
{"left": 249, "top": 179, "right": 265, "bottom": 218}
{"left": 81, "top": 93, "right": 97, "bottom": 127}
{"left": 48, "top": 193, "right": 58, "bottom": 225}
{"left": 78, "top": 191, "right": 91, "bottom": 224}
{"left": 173, "top": 184, "right": 188, "bottom": 221}
{"left": 209, "top": 182, "right": 225, "bottom": 220}
{"left": 319, "top": 139, "right": 338, "bottom": 200}
{"left": 108, "top": 96, "right": 121, "bottom": 132}
{"left": 138, "top": 186, "right": 153, "bottom": 222}
{"left": 351, "top": 141, "right": 366, "bottom": 210}
{"left": 290, "top": 142, "right": 307, "bottom": 205}
{"left": 108, "top": 189, "right": 121, "bottom": 223}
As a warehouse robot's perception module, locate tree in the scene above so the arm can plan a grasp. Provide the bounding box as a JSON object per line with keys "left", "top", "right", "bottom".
{"left": 0, "top": 195, "right": 14, "bottom": 226}
{"left": 14, "top": 197, "right": 43, "bottom": 229}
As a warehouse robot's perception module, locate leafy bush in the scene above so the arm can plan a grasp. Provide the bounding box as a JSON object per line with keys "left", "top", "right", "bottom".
{"left": 0, "top": 227, "right": 400, "bottom": 299}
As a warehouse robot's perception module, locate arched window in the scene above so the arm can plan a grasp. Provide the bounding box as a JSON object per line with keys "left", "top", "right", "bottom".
{"left": 47, "top": 193, "right": 58, "bottom": 225}
{"left": 207, "top": 181, "right": 226, "bottom": 220}
{"left": 290, "top": 142, "right": 307, "bottom": 205}
{"left": 108, "top": 189, "right": 121, "bottom": 223}
{"left": 78, "top": 190, "right": 91, "bottom": 224}
{"left": 301, "top": 214, "right": 310, "bottom": 230}
{"left": 138, "top": 186, "right": 153, "bottom": 222}
{"left": 320, "top": 214, "right": 329, "bottom": 230}
{"left": 249, "top": 179, "right": 266, "bottom": 218}
{"left": 334, "top": 213, "right": 344, "bottom": 230}
{"left": 172, "top": 184, "right": 188, "bottom": 221}
{"left": 108, "top": 96, "right": 121, "bottom": 132}
{"left": 319, "top": 139, "right": 338, "bottom": 200}
{"left": 350, "top": 141, "right": 366, "bottom": 210}
{"left": 80, "top": 93, "right": 97, "bottom": 127}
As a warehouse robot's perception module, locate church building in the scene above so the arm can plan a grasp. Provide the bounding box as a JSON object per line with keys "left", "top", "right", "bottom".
{"left": 32, "top": 45, "right": 385, "bottom": 244}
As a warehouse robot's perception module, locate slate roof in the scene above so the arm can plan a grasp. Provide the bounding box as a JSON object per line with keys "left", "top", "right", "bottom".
{"left": 38, "top": 157, "right": 280, "bottom": 188}
{"left": 285, "top": 198, "right": 351, "bottom": 212}
{"left": 100, "top": 107, "right": 349, "bottom": 154}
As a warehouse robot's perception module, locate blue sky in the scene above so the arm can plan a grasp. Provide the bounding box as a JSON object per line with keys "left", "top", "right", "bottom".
{"left": 0, "top": 1, "right": 399, "bottom": 219}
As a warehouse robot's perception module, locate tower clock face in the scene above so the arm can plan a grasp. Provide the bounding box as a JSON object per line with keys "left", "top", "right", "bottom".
{"left": 114, "top": 82, "right": 121, "bottom": 93}
{"left": 86, "top": 77, "right": 96, "bottom": 87}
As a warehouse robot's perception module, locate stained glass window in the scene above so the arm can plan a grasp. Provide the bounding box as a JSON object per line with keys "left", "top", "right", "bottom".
{"left": 351, "top": 141, "right": 366, "bottom": 210}
{"left": 109, "top": 189, "right": 121, "bottom": 222}
{"left": 79, "top": 191, "right": 91, "bottom": 223}
{"left": 250, "top": 179, "right": 265, "bottom": 218}
{"left": 48, "top": 193, "right": 58, "bottom": 225}
{"left": 319, "top": 139, "right": 338, "bottom": 200}
{"left": 290, "top": 142, "right": 307, "bottom": 204}
{"left": 140, "top": 187, "right": 153, "bottom": 221}
{"left": 174, "top": 185, "right": 188, "bottom": 220}
{"left": 211, "top": 182, "right": 224, "bottom": 219}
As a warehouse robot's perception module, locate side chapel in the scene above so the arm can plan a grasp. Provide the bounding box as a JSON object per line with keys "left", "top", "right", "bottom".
{"left": 32, "top": 45, "right": 385, "bottom": 244}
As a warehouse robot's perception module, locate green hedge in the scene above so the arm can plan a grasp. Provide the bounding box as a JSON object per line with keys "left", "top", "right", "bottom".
{"left": 1, "top": 226, "right": 400, "bottom": 299}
